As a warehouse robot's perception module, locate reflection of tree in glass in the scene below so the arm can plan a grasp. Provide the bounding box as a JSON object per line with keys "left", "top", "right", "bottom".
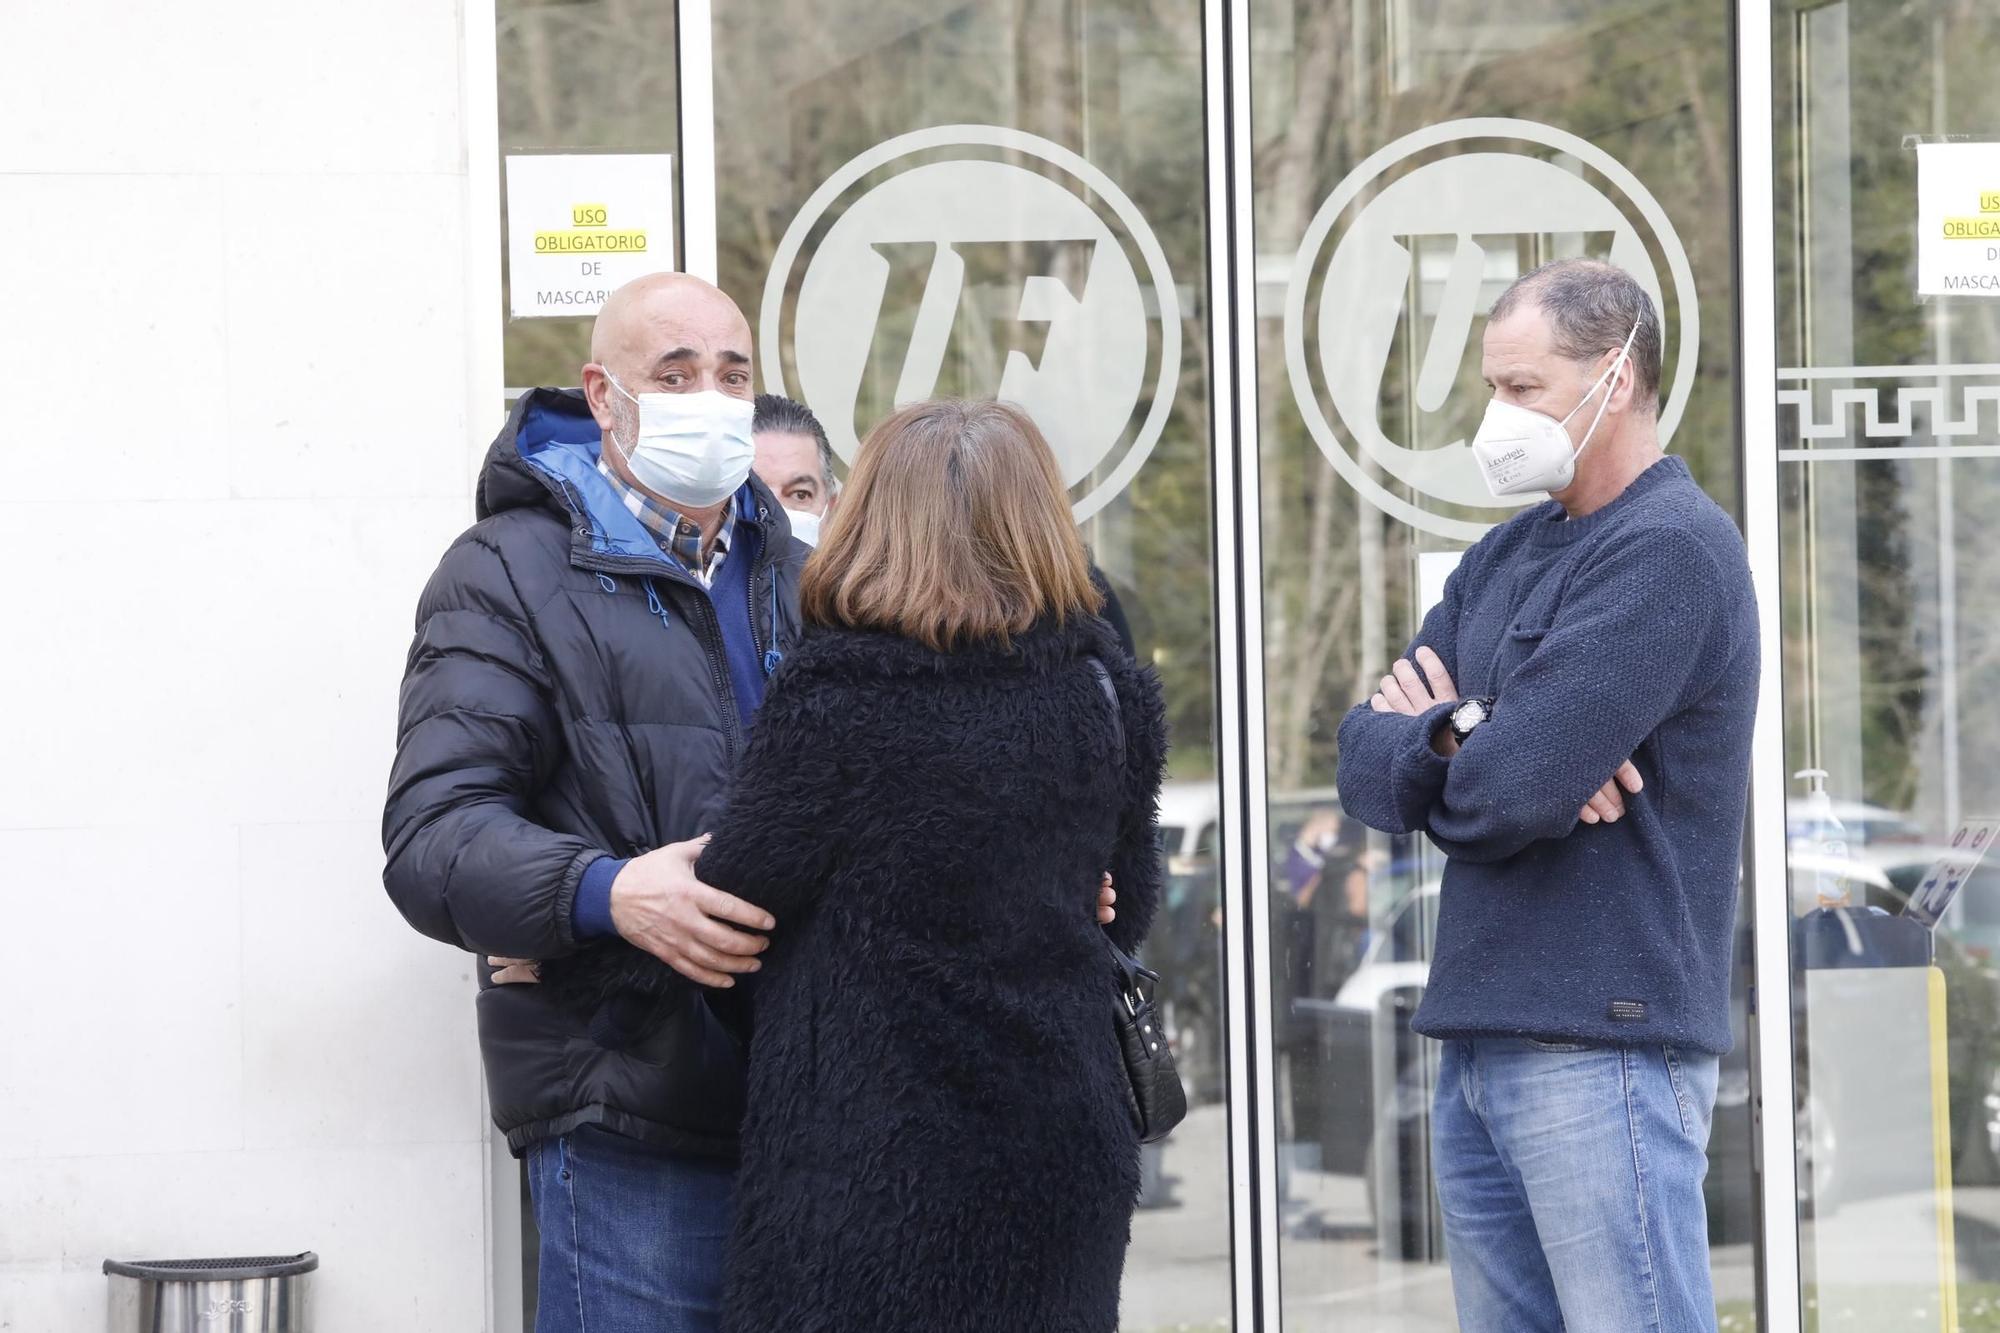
{"left": 1769, "top": 0, "right": 2000, "bottom": 1212}
{"left": 713, "top": 0, "right": 1221, "bottom": 775}
{"left": 1772, "top": 0, "right": 2000, "bottom": 837}
{"left": 1254, "top": 0, "right": 1743, "bottom": 790}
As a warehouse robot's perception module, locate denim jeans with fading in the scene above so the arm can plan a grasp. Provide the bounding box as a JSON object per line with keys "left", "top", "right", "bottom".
{"left": 526, "top": 1125, "right": 736, "bottom": 1333}
{"left": 1433, "top": 1037, "right": 1721, "bottom": 1333}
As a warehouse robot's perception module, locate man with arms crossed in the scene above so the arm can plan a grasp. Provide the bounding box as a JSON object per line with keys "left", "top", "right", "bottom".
{"left": 1337, "top": 259, "right": 1757, "bottom": 1333}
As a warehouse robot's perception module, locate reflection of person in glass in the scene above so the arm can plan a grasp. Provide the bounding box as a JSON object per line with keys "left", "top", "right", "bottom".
{"left": 1282, "top": 808, "right": 1370, "bottom": 990}
{"left": 1336, "top": 260, "right": 1758, "bottom": 1333}
{"left": 1274, "top": 807, "right": 1372, "bottom": 1163}
{"left": 696, "top": 400, "right": 1170, "bottom": 1332}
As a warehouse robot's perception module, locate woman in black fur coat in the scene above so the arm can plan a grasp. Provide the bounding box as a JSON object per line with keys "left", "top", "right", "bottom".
{"left": 693, "top": 399, "right": 1169, "bottom": 1332}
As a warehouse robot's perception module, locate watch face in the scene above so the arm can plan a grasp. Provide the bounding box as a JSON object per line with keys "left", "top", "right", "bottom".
{"left": 1455, "top": 700, "right": 1489, "bottom": 732}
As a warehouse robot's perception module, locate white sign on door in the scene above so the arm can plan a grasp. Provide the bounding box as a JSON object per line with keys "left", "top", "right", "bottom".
{"left": 505, "top": 154, "right": 674, "bottom": 319}
{"left": 1917, "top": 142, "right": 2000, "bottom": 297}
{"left": 1417, "top": 550, "right": 1463, "bottom": 621}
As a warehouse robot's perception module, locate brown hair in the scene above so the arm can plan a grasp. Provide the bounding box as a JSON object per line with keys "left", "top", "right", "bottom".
{"left": 799, "top": 399, "right": 1103, "bottom": 651}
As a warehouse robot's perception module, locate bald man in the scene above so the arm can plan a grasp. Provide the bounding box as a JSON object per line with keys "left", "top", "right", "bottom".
{"left": 383, "top": 274, "right": 807, "bottom": 1332}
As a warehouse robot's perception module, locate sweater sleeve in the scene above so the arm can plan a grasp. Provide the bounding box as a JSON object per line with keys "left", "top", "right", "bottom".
{"left": 1422, "top": 527, "right": 1733, "bottom": 863}
{"left": 695, "top": 667, "right": 847, "bottom": 928}
{"left": 382, "top": 536, "right": 606, "bottom": 959}
{"left": 1335, "top": 553, "right": 1469, "bottom": 835}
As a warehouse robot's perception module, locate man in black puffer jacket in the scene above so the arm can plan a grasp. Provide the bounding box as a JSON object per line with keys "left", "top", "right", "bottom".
{"left": 382, "top": 274, "right": 805, "bottom": 1333}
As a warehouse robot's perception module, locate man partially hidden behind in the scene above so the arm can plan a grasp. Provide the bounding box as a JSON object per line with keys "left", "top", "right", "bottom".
{"left": 751, "top": 393, "right": 838, "bottom": 546}
{"left": 1337, "top": 259, "right": 1757, "bottom": 1333}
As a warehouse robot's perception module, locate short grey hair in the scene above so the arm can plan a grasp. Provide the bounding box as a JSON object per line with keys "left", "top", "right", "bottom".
{"left": 752, "top": 393, "right": 839, "bottom": 492}
{"left": 1488, "top": 259, "right": 1663, "bottom": 410}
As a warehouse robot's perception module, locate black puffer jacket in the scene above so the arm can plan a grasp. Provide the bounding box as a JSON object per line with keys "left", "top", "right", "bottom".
{"left": 694, "top": 615, "right": 1169, "bottom": 1333}
{"left": 382, "top": 388, "right": 803, "bottom": 1157}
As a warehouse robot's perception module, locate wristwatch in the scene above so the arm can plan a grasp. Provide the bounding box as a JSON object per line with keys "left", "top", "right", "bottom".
{"left": 1449, "top": 697, "right": 1496, "bottom": 745}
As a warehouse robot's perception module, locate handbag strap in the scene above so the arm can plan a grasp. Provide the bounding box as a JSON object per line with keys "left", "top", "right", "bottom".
{"left": 1085, "top": 656, "right": 1145, "bottom": 981}
{"left": 1085, "top": 655, "right": 1124, "bottom": 751}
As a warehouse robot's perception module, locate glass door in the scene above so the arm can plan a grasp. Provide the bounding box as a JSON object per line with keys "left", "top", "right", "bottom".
{"left": 1242, "top": 1, "right": 1759, "bottom": 1327}
{"left": 1771, "top": 1, "right": 2000, "bottom": 1327}
{"left": 708, "top": 5, "right": 1234, "bottom": 1329}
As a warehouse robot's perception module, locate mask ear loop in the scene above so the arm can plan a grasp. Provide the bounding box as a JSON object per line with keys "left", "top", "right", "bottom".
{"left": 598, "top": 367, "right": 641, "bottom": 460}
{"left": 1560, "top": 320, "right": 1642, "bottom": 464}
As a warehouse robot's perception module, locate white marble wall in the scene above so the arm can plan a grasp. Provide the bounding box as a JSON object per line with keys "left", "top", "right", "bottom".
{"left": 0, "top": 1, "right": 499, "bottom": 1327}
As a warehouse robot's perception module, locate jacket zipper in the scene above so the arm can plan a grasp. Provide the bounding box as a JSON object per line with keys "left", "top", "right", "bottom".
{"left": 694, "top": 597, "right": 742, "bottom": 760}
{"left": 747, "top": 566, "right": 766, "bottom": 677}
{"left": 573, "top": 506, "right": 783, "bottom": 760}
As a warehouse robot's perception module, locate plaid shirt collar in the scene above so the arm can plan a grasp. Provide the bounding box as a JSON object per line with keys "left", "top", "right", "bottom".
{"left": 596, "top": 458, "right": 736, "bottom": 585}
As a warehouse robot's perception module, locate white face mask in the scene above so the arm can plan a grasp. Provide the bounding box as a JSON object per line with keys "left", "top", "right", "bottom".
{"left": 1469, "top": 321, "right": 1641, "bottom": 498}
{"left": 603, "top": 371, "right": 756, "bottom": 510}
{"left": 782, "top": 507, "right": 822, "bottom": 548}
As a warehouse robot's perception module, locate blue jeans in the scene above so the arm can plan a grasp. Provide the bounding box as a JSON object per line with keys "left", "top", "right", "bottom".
{"left": 1433, "top": 1038, "right": 1720, "bottom": 1333}
{"left": 526, "top": 1126, "right": 736, "bottom": 1333}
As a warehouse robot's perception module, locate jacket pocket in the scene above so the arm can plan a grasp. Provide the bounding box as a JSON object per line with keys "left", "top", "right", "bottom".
{"left": 1660, "top": 1044, "right": 1721, "bottom": 1144}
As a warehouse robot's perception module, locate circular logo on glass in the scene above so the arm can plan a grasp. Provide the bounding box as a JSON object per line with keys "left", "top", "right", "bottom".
{"left": 1285, "top": 117, "right": 1700, "bottom": 541}
{"left": 759, "top": 125, "right": 1180, "bottom": 520}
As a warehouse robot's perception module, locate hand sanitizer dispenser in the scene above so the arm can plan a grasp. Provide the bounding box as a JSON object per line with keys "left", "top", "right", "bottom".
{"left": 1794, "top": 768, "right": 1852, "bottom": 909}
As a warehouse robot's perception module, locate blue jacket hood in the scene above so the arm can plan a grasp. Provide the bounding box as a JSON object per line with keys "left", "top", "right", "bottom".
{"left": 477, "top": 386, "right": 799, "bottom": 573}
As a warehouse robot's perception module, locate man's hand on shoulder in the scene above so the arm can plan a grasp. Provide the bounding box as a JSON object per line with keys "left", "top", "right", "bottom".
{"left": 611, "top": 836, "right": 774, "bottom": 988}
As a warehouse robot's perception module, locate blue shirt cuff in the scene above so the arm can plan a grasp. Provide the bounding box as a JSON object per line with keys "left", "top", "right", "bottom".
{"left": 573, "top": 855, "right": 627, "bottom": 941}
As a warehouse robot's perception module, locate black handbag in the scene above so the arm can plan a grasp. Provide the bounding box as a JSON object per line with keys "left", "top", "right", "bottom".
{"left": 1087, "top": 656, "right": 1189, "bottom": 1144}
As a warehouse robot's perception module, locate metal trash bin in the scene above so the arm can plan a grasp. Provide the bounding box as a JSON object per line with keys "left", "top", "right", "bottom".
{"left": 104, "top": 1253, "right": 316, "bottom": 1332}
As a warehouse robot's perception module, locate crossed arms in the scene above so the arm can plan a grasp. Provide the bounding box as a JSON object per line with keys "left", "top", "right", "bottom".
{"left": 1333, "top": 529, "right": 1728, "bottom": 864}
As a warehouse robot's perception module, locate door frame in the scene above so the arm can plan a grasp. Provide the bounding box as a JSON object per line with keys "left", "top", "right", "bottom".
{"left": 1734, "top": 2, "right": 1804, "bottom": 1330}
{"left": 1203, "top": 3, "right": 1282, "bottom": 1324}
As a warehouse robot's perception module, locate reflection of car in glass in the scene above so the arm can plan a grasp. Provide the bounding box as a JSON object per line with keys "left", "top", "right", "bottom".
{"left": 1785, "top": 797, "right": 1926, "bottom": 849}
{"left": 1295, "top": 843, "right": 2000, "bottom": 1252}
{"left": 1156, "top": 779, "right": 1219, "bottom": 872}
{"left": 1151, "top": 781, "right": 1225, "bottom": 1105}
{"left": 1292, "top": 875, "right": 1759, "bottom": 1254}
{"left": 1786, "top": 850, "right": 2000, "bottom": 1214}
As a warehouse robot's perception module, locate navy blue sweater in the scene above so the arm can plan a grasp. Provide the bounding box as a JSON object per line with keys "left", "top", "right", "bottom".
{"left": 1336, "top": 457, "right": 1758, "bottom": 1054}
